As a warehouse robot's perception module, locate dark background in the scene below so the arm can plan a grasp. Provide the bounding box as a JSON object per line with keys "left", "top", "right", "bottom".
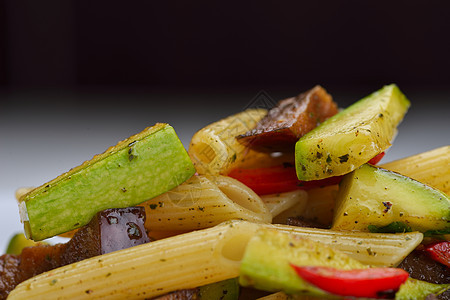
{"left": 1, "top": 0, "right": 450, "bottom": 92}
{"left": 0, "top": 1, "right": 449, "bottom": 248}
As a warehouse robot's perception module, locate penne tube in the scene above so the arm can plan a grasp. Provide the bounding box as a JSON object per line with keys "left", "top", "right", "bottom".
{"left": 299, "top": 185, "right": 337, "bottom": 226}
{"left": 189, "top": 109, "right": 290, "bottom": 175}
{"left": 261, "top": 190, "right": 308, "bottom": 218}
{"left": 8, "top": 221, "right": 261, "bottom": 300}
{"left": 272, "top": 185, "right": 337, "bottom": 227}
{"left": 140, "top": 175, "right": 272, "bottom": 232}
{"left": 380, "top": 145, "right": 450, "bottom": 194}
{"left": 267, "top": 223, "right": 423, "bottom": 267}
{"left": 147, "top": 229, "right": 191, "bottom": 240}
{"left": 9, "top": 221, "right": 423, "bottom": 299}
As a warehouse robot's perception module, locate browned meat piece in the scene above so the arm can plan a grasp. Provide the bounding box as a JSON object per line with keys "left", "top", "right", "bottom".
{"left": 151, "top": 288, "right": 199, "bottom": 300}
{"left": 0, "top": 207, "right": 150, "bottom": 299}
{"left": 237, "top": 85, "right": 338, "bottom": 152}
{"left": 398, "top": 250, "right": 450, "bottom": 284}
{"left": 286, "top": 216, "right": 329, "bottom": 229}
{"left": 0, "top": 255, "right": 20, "bottom": 300}
{"left": 239, "top": 287, "right": 271, "bottom": 299}
{"left": 0, "top": 240, "right": 68, "bottom": 299}
{"left": 398, "top": 249, "right": 450, "bottom": 300}
{"left": 62, "top": 207, "right": 151, "bottom": 263}
{"left": 426, "top": 295, "right": 447, "bottom": 300}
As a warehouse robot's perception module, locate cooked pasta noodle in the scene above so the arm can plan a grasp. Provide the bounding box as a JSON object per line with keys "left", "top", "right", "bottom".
{"left": 188, "top": 109, "right": 283, "bottom": 175}
{"left": 261, "top": 190, "right": 308, "bottom": 218}
{"left": 300, "top": 185, "right": 337, "bottom": 226}
{"left": 140, "top": 175, "right": 272, "bottom": 232}
{"left": 8, "top": 221, "right": 260, "bottom": 300}
{"left": 8, "top": 220, "right": 423, "bottom": 299}
{"left": 381, "top": 145, "right": 450, "bottom": 194}
{"left": 267, "top": 223, "right": 422, "bottom": 267}
{"left": 272, "top": 185, "right": 337, "bottom": 227}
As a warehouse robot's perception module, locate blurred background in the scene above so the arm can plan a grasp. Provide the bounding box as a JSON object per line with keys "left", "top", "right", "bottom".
{"left": 1, "top": 1, "right": 449, "bottom": 249}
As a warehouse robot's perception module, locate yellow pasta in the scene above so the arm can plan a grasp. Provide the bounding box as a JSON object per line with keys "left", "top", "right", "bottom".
{"left": 9, "top": 220, "right": 423, "bottom": 299}
{"left": 188, "top": 109, "right": 283, "bottom": 175}
{"left": 268, "top": 223, "right": 422, "bottom": 267}
{"left": 301, "top": 185, "right": 338, "bottom": 226}
{"left": 9, "top": 221, "right": 258, "bottom": 300}
{"left": 140, "top": 175, "right": 272, "bottom": 232}
{"left": 380, "top": 145, "right": 450, "bottom": 194}
{"left": 146, "top": 229, "right": 191, "bottom": 240}
{"left": 272, "top": 185, "right": 337, "bottom": 227}
{"left": 261, "top": 190, "right": 308, "bottom": 218}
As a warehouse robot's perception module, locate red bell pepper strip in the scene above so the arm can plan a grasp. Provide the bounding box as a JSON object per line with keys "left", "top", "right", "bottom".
{"left": 290, "top": 265, "right": 409, "bottom": 299}
{"left": 227, "top": 164, "right": 341, "bottom": 195}
{"left": 368, "top": 152, "right": 385, "bottom": 165}
{"left": 228, "top": 152, "right": 385, "bottom": 195}
{"left": 424, "top": 241, "right": 450, "bottom": 268}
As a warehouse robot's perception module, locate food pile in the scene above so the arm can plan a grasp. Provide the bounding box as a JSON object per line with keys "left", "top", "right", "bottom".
{"left": 1, "top": 84, "right": 449, "bottom": 299}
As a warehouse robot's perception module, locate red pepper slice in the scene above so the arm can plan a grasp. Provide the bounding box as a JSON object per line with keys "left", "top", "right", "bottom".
{"left": 290, "top": 265, "right": 409, "bottom": 299}
{"left": 368, "top": 152, "right": 385, "bottom": 165}
{"left": 227, "top": 164, "right": 341, "bottom": 195}
{"left": 228, "top": 152, "right": 384, "bottom": 195}
{"left": 424, "top": 241, "right": 450, "bottom": 268}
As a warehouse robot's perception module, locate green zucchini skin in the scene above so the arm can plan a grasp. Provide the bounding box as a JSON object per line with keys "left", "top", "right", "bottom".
{"left": 295, "top": 84, "right": 410, "bottom": 181}
{"left": 20, "top": 123, "right": 195, "bottom": 241}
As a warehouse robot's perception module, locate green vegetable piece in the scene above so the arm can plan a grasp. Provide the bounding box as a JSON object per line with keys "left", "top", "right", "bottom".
{"left": 295, "top": 84, "right": 410, "bottom": 181}
{"left": 199, "top": 278, "right": 239, "bottom": 300}
{"left": 395, "top": 278, "right": 450, "bottom": 300}
{"left": 239, "top": 228, "right": 364, "bottom": 297}
{"left": 423, "top": 228, "right": 450, "bottom": 238}
{"left": 368, "top": 221, "right": 412, "bottom": 233}
{"left": 19, "top": 123, "right": 195, "bottom": 241}
{"left": 332, "top": 164, "right": 450, "bottom": 233}
{"left": 5, "top": 233, "right": 44, "bottom": 255}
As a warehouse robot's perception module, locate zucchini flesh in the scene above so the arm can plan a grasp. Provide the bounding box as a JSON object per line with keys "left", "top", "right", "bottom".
{"left": 295, "top": 84, "right": 410, "bottom": 181}
{"left": 332, "top": 164, "right": 450, "bottom": 233}
{"left": 239, "top": 228, "right": 364, "bottom": 296}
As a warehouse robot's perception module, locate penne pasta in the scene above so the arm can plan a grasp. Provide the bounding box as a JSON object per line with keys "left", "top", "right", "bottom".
{"left": 8, "top": 220, "right": 423, "bottom": 299}
{"left": 7, "top": 85, "right": 449, "bottom": 300}
{"left": 146, "top": 229, "right": 191, "bottom": 240}
{"left": 140, "top": 175, "right": 272, "bottom": 232}
{"left": 8, "top": 221, "right": 259, "bottom": 300}
{"left": 380, "top": 145, "right": 450, "bottom": 194}
{"left": 267, "top": 223, "right": 423, "bottom": 267}
{"left": 261, "top": 190, "right": 308, "bottom": 218}
{"left": 188, "top": 109, "right": 292, "bottom": 175}
{"left": 272, "top": 185, "right": 337, "bottom": 227}
{"left": 300, "top": 185, "right": 337, "bottom": 226}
